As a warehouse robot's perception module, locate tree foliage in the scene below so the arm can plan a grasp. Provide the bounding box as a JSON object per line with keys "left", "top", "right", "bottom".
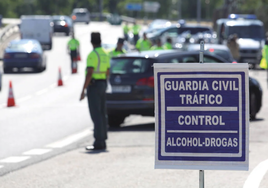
{"left": 0, "top": 0, "right": 267, "bottom": 32}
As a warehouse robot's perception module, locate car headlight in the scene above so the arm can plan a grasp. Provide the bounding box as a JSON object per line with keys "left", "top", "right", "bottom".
{"left": 175, "top": 43, "right": 183, "bottom": 49}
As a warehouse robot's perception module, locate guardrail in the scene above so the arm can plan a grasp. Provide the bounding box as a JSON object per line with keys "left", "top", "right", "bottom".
{"left": 0, "top": 24, "right": 19, "bottom": 43}
{"left": 0, "top": 24, "right": 20, "bottom": 60}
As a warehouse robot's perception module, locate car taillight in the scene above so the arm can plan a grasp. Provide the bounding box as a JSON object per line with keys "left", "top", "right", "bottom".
{"left": 209, "top": 48, "right": 214, "bottom": 52}
{"left": 30, "top": 53, "right": 40, "bottom": 58}
{"left": 232, "top": 61, "right": 237, "bottom": 63}
{"left": 4, "top": 53, "right": 11, "bottom": 59}
{"left": 72, "top": 15, "right": 76, "bottom": 20}
{"left": 136, "top": 76, "right": 154, "bottom": 87}
{"left": 64, "top": 23, "right": 68, "bottom": 27}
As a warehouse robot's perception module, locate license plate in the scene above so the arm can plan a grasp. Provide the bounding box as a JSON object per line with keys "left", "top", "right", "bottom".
{"left": 15, "top": 54, "right": 27, "bottom": 58}
{"left": 112, "top": 86, "right": 131, "bottom": 93}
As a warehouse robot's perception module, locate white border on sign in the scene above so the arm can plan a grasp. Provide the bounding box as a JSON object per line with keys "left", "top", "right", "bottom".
{"left": 154, "top": 63, "right": 249, "bottom": 171}
{"left": 160, "top": 74, "right": 242, "bottom": 157}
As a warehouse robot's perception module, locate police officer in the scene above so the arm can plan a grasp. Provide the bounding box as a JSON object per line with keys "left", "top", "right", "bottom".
{"left": 67, "top": 33, "right": 80, "bottom": 69}
{"left": 136, "top": 33, "right": 151, "bottom": 51}
{"left": 123, "top": 22, "right": 129, "bottom": 41}
{"left": 132, "top": 21, "right": 141, "bottom": 45}
{"left": 163, "top": 37, "right": 173, "bottom": 49}
{"left": 150, "top": 38, "right": 165, "bottom": 50}
{"left": 110, "top": 38, "right": 126, "bottom": 57}
{"left": 80, "top": 32, "right": 110, "bottom": 151}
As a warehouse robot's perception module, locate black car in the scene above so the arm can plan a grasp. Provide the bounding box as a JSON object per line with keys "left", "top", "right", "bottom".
{"left": 107, "top": 50, "right": 262, "bottom": 127}
{"left": 52, "top": 15, "right": 73, "bottom": 36}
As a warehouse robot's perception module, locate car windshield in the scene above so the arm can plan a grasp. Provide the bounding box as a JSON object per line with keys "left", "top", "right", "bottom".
{"left": 227, "top": 25, "right": 264, "bottom": 39}
{"left": 178, "top": 27, "right": 212, "bottom": 35}
{"left": 149, "top": 20, "right": 170, "bottom": 29}
{"left": 111, "top": 58, "right": 153, "bottom": 74}
{"left": 75, "top": 12, "right": 87, "bottom": 16}
{"left": 8, "top": 42, "right": 40, "bottom": 51}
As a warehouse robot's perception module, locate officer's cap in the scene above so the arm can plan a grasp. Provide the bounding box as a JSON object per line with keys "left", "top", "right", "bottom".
{"left": 91, "top": 32, "right": 101, "bottom": 44}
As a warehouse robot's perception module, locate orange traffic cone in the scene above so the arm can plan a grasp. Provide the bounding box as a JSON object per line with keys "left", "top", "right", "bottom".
{"left": 72, "top": 62, "right": 77, "bottom": 74}
{"left": 7, "top": 81, "right": 16, "bottom": 107}
{"left": 58, "top": 67, "right": 63, "bottom": 86}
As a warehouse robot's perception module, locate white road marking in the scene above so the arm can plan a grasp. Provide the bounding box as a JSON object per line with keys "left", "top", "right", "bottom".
{"left": 49, "top": 83, "right": 57, "bottom": 89}
{"left": 243, "top": 159, "right": 268, "bottom": 188}
{"left": 46, "top": 129, "right": 91, "bottom": 148}
{"left": 23, "top": 149, "right": 52, "bottom": 155}
{"left": 17, "top": 95, "right": 33, "bottom": 103}
{"left": 0, "top": 156, "right": 30, "bottom": 163}
{"left": 63, "top": 76, "right": 69, "bottom": 81}
{"left": 35, "top": 88, "right": 49, "bottom": 96}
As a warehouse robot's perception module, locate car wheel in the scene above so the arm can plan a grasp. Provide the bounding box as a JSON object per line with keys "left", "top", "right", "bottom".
{"left": 250, "top": 92, "right": 257, "bottom": 120}
{"left": 86, "top": 22, "right": 89, "bottom": 25}
{"left": 108, "top": 115, "right": 125, "bottom": 127}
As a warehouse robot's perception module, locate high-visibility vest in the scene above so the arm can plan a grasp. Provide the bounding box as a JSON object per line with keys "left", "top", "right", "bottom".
{"left": 86, "top": 47, "right": 110, "bottom": 79}
{"left": 68, "top": 39, "right": 79, "bottom": 50}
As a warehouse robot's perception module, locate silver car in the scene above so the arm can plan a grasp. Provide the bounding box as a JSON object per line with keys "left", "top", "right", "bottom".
{"left": 71, "top": 8, "right": 90, "bottom": 24}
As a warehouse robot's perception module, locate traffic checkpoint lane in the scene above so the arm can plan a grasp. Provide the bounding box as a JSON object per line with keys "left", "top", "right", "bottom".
{"left": 0, "top": 75, "right": 70, "bottom": 109}
{"left": 0, "top": 129, "right": 92, "bottom": 176}
{"left": 1, "top": 133, "right": 268, "bottom": 187}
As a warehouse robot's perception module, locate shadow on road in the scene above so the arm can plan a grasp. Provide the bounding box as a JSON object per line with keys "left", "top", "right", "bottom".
{"left": 250, "top": 118, "right": 264, "bottom": 122}
{"left": 109, "top": 122, "right": 155, "bottom": 132}
{"left": 81, "top": 150, "right": 109, "bottom": 155}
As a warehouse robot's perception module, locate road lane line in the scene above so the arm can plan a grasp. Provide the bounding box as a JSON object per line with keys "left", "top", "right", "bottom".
{"left": 35, "top": 88, "right": 49, "bottom": 96}
{"left": 23, "top": 149, "right": 52, "bottom": 155}
{"left": 17, "top": 95, "right": 33, "bottom": 103}
{"left": 46, "top": 129, "right": 92, "bottom": 148}
{"left": 243, "top": 159, "right": 268, "bottom": 188}
{"left": 0, "top": 156, "right": 30, "bottom": 163}
{"left": 63, "top": 76, "right": 69, "bottom": 81}
{"left": 49, "top": 83, "right": 57, "bottom": 89}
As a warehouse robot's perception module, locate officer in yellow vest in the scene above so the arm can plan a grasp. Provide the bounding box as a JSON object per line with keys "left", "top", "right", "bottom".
{"left": 67, "top": 33, "right": 80, "bottom": 69}
{"left": 132, "top": 21, "right": 141, "bottom": 45}
{"left": 136, "top": 33, "right": 152, "bottom": 51}
{"left": 151, "top": 38, "right": 165, "bottom": 50}
{"left": 123, "top": 22, "right": 129, "bottom": 41}
{"left": 80, "top": 32, "right": 110, "bottom": 151}
{"left": 110, "top": 38, "right": 126, "bottom": 57}
{"left": 163, "top": 37, "right": 173, "bottom": 49}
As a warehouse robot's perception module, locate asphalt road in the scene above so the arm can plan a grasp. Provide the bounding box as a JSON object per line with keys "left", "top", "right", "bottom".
{"left": 1, "top": 21, "right": 268, "bottom": 187}
{"left": 0, "top": 22, "right": 123, "bottom": 172}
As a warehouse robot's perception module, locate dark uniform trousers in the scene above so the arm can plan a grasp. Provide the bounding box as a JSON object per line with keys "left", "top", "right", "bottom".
{"left": 86, "top": 80, "right": 107, "bottom": 148}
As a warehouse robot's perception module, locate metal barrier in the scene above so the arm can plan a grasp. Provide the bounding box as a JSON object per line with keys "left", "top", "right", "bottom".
{"left": 0, "top": 24, "right": 19, "bottom": 43}
{"left": 0, "top": 24, "right": 19, "bottom": 60}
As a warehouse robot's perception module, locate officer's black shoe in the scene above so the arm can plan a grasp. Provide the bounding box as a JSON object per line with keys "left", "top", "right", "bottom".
{"left": 85, "top": 145, "right": 106, "bottom": 151}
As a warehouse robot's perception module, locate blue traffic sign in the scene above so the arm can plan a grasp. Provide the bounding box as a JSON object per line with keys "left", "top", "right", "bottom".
{"left": 125, "top": 3, "right": 142, "bottom": 11}
{"left": 154, "top": 63, "right": 249, "bottom": 171}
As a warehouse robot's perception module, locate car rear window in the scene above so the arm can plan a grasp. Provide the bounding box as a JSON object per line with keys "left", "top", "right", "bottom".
{"left": 206, "top": 49, "right": 232, "bottom": 62}
{"left": 111, "top": 58, "right": 153, "bottom": 74}
{"left": 75, "top": 12, "right": 87, "bottom": 16}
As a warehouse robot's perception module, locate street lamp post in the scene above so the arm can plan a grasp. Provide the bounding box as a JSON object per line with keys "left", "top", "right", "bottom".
{"left": 197, "top": 0, "right": 201, "bottom": 24}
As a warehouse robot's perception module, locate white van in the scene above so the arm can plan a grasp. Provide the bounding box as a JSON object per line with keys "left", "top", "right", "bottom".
{"left": 20, "top": 15, "right": 53, "bottom": 50}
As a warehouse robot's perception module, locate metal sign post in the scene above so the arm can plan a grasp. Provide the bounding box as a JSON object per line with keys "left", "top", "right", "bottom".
{"left": 199, "top": 41, "right": 204, "bottom": 188}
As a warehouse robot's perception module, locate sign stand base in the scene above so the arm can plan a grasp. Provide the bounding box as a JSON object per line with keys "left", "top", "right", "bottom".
{"left": 199, "top": 170, "right": 204, "bottom": 188}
